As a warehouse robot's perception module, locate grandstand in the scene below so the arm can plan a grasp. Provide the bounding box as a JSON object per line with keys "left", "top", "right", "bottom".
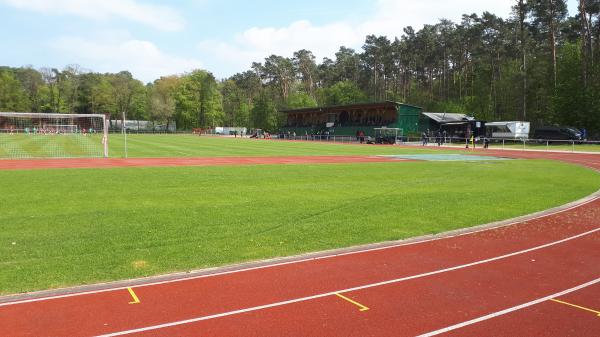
{"left": 280, "top": 101, "right": 422, "bottom": 136}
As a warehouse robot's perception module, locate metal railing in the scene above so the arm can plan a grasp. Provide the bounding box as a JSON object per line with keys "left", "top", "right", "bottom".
{"left": 273, "top": 134, "right": 600, "bottom": 152}
{"left": 108, "top": 130, "right": 192, "bottom": 135}
{"left": 275, "top": 134, "right": 363, "bottom": 144}
{"left": 101, "top": 131, "right": 600, "bottom": 152}
{"left": 410, "top": 136, "right": 600, "bottom": 153}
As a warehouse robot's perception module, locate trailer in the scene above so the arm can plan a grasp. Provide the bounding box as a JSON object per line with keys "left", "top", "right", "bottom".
{"left": 485, "top": 121, "right": 530, "bottom": 140}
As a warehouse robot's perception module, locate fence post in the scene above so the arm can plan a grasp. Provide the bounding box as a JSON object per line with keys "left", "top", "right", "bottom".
{"left": 572, "top": 140, "right": 575, "bottom": 152}
{"left": 546, "top": 141, "right": 549, "bottom": 151}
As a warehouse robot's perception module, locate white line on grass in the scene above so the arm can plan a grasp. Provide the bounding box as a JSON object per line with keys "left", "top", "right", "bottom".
{"left": 93, "top": 228, "right": 600, "bottom": 337}
{"left": 415, "top": 278, "right": 600, "bottom": 337}
{"left": 1, "top": 195, "right": 597, "bottom": 308}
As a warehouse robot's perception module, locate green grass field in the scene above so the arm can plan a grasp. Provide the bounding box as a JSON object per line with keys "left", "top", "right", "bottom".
{"left": 1, "top": 156, "right": 599, "bottom": 294}
{"left": 3, "top": 133, "right": 600, "bottom": 159}
{"left": 1, "top": 134, "right": 455, "bottom": 159}
{"left": 108, "top": 134, "right": 458, "bottom": 157}
{"left": 0, "top": 134, "right": 106, "bottom": 158}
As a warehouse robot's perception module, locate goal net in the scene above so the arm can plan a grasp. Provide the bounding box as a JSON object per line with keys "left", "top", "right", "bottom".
{"left": 0, "top": 112, "right": 108, "bottom": 159}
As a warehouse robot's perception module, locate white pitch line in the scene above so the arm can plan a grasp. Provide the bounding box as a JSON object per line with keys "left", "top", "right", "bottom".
{"left": 415, "top": 277, "right": 600, "bottom": 337}
{"left": 93, "top": 228, "right": 600, "bottom": 337}
{"left": 2, "top": 195, "right": 597, "bottom": 309}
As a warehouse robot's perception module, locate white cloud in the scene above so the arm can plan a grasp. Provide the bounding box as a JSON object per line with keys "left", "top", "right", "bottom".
{"left": 1, "top": 0, "right": 185, "bottom": 31}
{"left": 199, "top": 20, "right": 361, "bottom": 73}
{"left": 364, "top": 0, "right": 512, "bottom": 35}
{"left": 198, "top": 0, "right": 514, "bottom": 77}
{"left": 52, "top": 35, "right": 203, "bottom": 82}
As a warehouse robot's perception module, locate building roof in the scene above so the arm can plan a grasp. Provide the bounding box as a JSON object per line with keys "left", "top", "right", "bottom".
{"left": 486, "top": 121, "right": 529, "bottom": 126}
{"left": 280, "top": 101, "right": 422, "bottom": 114}
{"left": 421, "top": 112, "right": 475, "bottom": 123}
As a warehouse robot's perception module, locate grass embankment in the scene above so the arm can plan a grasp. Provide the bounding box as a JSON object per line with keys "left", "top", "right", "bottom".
{"left": 1, "top": 159, "right": 599, "bottom": 294}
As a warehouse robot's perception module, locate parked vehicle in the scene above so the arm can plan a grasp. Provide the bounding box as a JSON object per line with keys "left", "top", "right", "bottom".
{"left": 485, "top": 121, "right": 530, "bottom": 139}
{"left": 533, "top": 127, "right": 583, "bottom": 141}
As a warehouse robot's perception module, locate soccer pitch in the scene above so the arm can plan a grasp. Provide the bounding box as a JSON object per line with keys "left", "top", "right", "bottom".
{"left": 1, "top": 136, "right": 600, "bottom": 295}
{"left": 3, "top": 133, "right": 600, "bottom": 159}
{"left": 1, "top": 133, "right": 451, "bottom": 159}
{"left": 106, "top": 134, "right": 453, "bottom": 158}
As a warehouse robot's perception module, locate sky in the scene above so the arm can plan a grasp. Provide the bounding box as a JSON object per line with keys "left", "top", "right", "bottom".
{"left": 0, "top": 0, "right": 581, "bottom": 83}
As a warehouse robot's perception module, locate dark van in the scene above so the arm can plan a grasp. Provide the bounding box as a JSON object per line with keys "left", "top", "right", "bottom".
{"left": 533, "top": 127, "right": 582, "bottom": 141}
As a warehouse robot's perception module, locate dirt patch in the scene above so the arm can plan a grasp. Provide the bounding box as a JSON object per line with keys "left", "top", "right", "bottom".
{"left": 131, "top": 260, "right": 149, "bottom": 270}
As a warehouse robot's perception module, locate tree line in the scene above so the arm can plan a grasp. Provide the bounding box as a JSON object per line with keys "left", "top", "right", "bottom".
{"left": 1, "top": 1, "right": 599, "bottom": 136}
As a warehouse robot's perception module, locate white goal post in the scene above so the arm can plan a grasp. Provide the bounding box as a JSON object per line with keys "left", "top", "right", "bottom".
{"left": 0, "top": 112, "right": 109, "bottom": 159}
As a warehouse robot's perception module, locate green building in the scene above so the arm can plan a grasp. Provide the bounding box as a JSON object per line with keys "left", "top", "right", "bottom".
{"left": 280, "top": 101, "right": 422, "bottom": 136}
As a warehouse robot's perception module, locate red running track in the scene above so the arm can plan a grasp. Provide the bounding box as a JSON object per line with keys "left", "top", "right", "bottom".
{"left": 0, "top": 150, "right": 599, "bottom": 337}
{"left": 0, "top": 155, "right": 397, "bottom": 170}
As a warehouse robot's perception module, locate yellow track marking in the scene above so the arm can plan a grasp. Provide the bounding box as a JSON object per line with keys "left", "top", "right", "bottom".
{"left": 335, "top": 293, "right": 369, "bottom": 312}
{"left": 127, "top": 287, "right": 141, "bottom": 304}
{"left": 550, "top": 298, "right": 600, "bottom": 317}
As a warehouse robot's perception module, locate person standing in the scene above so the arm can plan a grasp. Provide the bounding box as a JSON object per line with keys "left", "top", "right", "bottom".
{"left": 465, "top": 131, "right": 470, "bottom": 149}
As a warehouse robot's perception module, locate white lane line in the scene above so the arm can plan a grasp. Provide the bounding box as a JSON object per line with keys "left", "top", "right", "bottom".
{"left": 93, "top": 228, "right": 600, "bottom": 337}
{"left": 416, "top": 278, "right": 600, "bottom": 337}
{"left": 2, "top": 196, "right": 597, "bottom": 308}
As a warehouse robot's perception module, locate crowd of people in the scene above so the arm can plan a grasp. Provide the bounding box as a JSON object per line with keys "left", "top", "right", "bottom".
{"left": 421, "top": 129, "right": 490, "bottom": 149}
{"left": 421, "top": 130, "right": 449, "bottom": 146}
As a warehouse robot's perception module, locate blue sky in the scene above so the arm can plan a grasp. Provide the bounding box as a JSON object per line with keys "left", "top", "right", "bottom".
{"left": 0, "top": 0, "right": 580, "bottom": 83}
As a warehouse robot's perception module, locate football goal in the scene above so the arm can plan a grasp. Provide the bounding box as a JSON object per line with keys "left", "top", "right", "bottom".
{"left": 0, "top": 112, "right": 108, "bottom": 159}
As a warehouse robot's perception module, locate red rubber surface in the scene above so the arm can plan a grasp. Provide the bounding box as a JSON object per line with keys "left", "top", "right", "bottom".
{"left": 0, "top": 155, "right": 397, "bottom": 170}
{"left": 442, "top": 284, "right": 600, "bottom": 337}
{"left": 0, "top": 148, "right": 599, "bottom": 337}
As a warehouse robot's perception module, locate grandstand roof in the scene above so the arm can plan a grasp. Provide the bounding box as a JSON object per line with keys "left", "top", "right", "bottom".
{"left": 280, "top": 101, "right": 422, "bottom": 114}
{"left": 421, "top": 112, "right": 475, "bottom": 123}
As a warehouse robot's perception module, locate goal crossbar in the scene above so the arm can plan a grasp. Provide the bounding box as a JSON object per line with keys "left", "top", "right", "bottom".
{"left": 0, "top": 112, "right": 107, "bottom": 119}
